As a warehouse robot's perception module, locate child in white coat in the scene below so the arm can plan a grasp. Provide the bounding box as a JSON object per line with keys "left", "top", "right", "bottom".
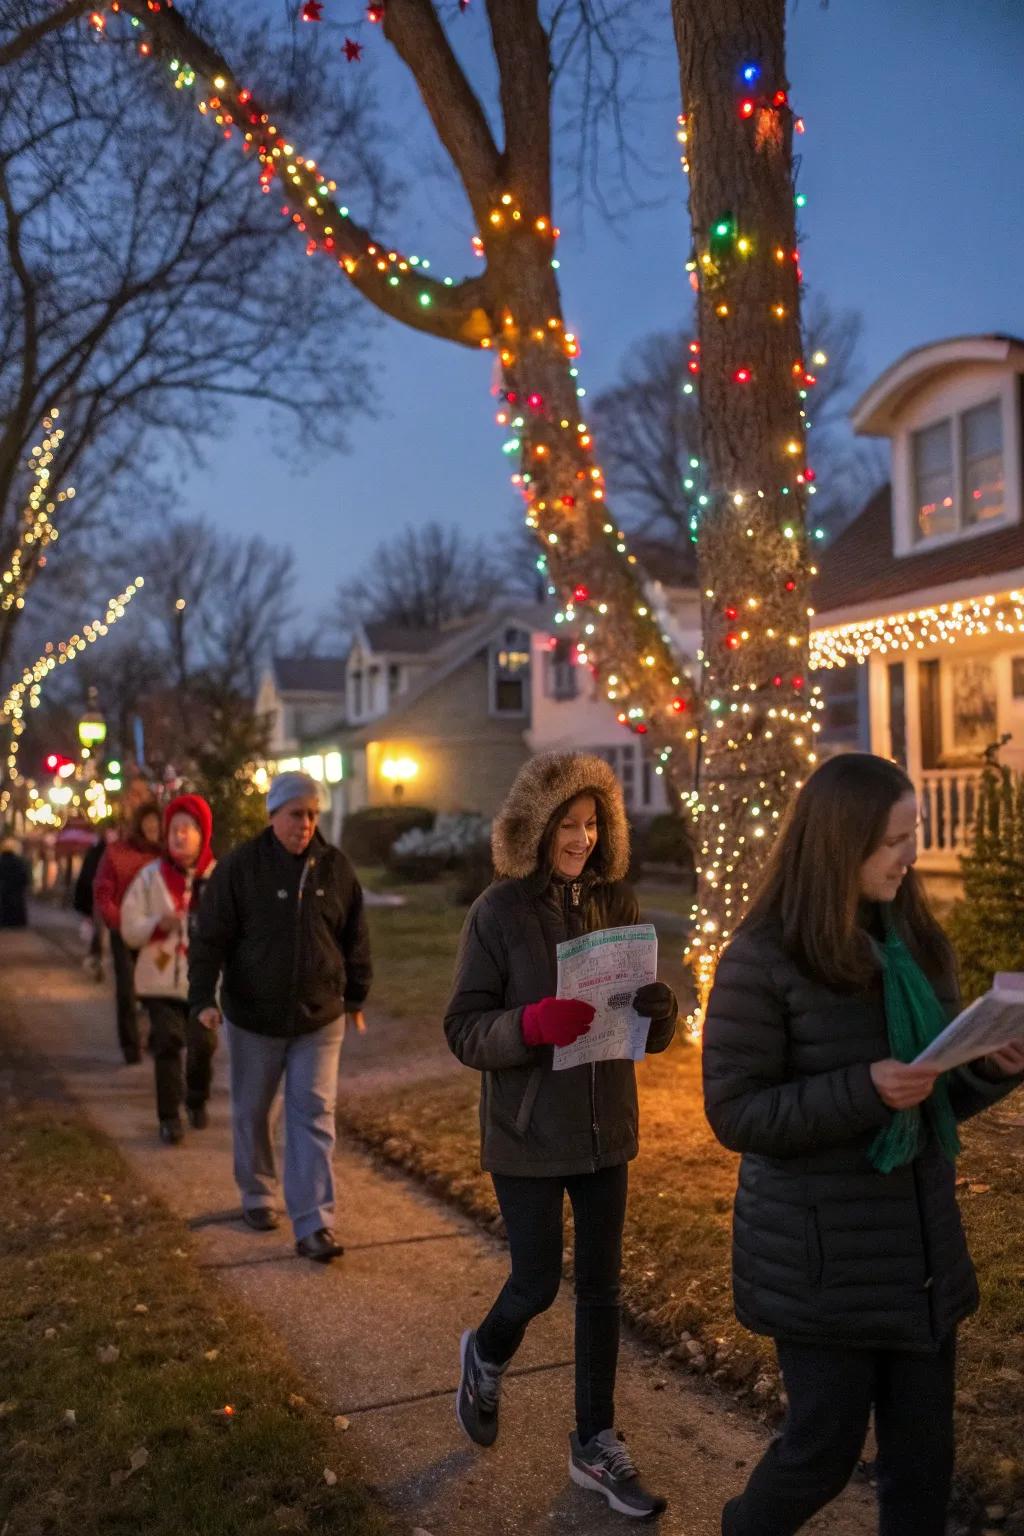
{"left": 122, "top": 794, "right": 216, "bottom": 1144}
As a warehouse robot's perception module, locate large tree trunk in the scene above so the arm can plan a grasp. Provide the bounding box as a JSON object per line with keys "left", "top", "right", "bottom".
{"left": 672, "top": 0, "right": 813, "bottom": 1018}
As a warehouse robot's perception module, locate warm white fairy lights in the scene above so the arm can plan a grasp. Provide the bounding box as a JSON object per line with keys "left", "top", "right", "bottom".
{"left": 810, "top": 591, "right": 1024, "bottom": 670}
{"left": 0, "top": 578, "right": 145, "bottom": 798}
{"left": 1, "top": 412, "right": 70, "bottom": 615}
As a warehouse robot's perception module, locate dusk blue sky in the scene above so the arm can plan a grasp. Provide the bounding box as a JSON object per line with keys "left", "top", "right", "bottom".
{"left": 180, "top": 0, "right": 1024, "bottom": 618}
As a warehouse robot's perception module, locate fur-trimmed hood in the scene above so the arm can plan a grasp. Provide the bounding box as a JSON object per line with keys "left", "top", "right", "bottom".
{"left": 491, "top": 752, "right": 629, "bottom": 881}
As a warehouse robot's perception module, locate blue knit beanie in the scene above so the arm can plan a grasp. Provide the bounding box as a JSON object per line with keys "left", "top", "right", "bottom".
{"left": 267, "top": 771, "right": 323, "bottom": 815}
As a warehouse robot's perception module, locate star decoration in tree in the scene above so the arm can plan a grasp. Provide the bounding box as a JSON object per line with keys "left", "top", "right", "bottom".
{"left": 342, "top": 37, "right": 363, "bottom": 60}
{"left": 300, "top": 1, "right": 323, "bottom": 20}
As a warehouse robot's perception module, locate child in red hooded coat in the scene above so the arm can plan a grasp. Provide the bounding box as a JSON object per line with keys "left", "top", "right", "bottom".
{"left": 122, "top": 795, "right": 216, "bottom": 1144}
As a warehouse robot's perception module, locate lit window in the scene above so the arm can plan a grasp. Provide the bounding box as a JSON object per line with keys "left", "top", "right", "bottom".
{"left": 911, "top": 399, "right": 1005, "bottom": 543}
{"left": 962, "top": 400, "right": 1004, "bottom": 527}
{"left": 913, "top": 420, "right": 955, "bottom": 541}
{"left": 492, "top": 628, "right": 531, "bottom": 715}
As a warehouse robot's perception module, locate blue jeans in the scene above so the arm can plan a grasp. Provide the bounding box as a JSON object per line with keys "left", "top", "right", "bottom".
{"left": 226, "top": 1018, "right": 345, "bottom": 1242}
{"left": 476, "top": 1162, "right": 628, "bottom": 1442}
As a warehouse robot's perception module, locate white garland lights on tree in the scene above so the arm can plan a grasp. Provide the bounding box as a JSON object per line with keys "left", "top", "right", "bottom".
{"left": 0, "top": 577, "right": 145, "bottom": 819}
{"left": 0, "top": 411, "right": 70, "bottom": 617}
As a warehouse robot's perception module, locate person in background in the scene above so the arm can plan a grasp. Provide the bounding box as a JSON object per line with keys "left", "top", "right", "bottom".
{"left": 122, "top": 795, "right": 216, "bottom": 1144}
{"left": 73, "top": 827, "right": 113, "bottom": 981}
{"left": 703, "top": 753, "right": 1024, "bottom": 1536}
{"left": 445, "top": 753, "right": 678, "bottom": 1520}
{"left": 94, "top": 802, "right": 162, "bottom": 1063}
{"left": 0, "top": 836, "right": 30, "bottom": 928}
{"left": 189, "top": 771, "right": 371, "bottom": 1264}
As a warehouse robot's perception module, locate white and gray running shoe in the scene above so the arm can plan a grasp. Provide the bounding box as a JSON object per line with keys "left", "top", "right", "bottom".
{"left": 569, "top": 1428, "right": 667, "bottom": 1519}
{"left": 455, "top": 1329, "right": 507, "bottom": 1448}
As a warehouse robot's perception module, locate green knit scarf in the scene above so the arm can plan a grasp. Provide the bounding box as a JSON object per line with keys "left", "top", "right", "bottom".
{"left": 868, "top": 913, "right": 961, "bottom": 1174}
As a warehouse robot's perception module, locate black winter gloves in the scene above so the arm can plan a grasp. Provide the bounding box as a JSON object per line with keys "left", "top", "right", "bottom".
{"left": 633, "top": 982, "right": 677, "bottom": 1021}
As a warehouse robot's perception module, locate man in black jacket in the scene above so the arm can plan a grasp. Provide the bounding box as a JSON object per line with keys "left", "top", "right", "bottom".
{"left": 189, "top": 771, "right": 371, "bottom": 1262}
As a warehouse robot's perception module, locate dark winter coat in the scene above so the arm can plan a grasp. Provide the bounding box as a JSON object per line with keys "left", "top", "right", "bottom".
{"left": 444, "top": 752, "right": 677, "bottom": 1178}
{"left": 703, "top": 916, "right": 1023, "bottom": 1353}
{"left": 73, "top": 838, "right": 106, "bottom": 917}
{"left": 0, "top": 850, "right": 29, "bottom": 929}
{"left": 188, "top": 827, "right": 371, "bottom": 1037}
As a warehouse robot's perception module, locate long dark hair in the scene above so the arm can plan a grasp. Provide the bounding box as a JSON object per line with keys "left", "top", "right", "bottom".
{"left": 741, "top": 753, "right": 953, "bottom": 989}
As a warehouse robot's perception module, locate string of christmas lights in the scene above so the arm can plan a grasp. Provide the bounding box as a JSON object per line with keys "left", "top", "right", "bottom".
{"left": 0, "top": 577, "right": 145, "bottom": 797}
{"left": 1, "top": 412, "right": 70, "bottom": 616}
{"left": 82, "top": 0, "right": 703, "bottom": 788}
{"left": 811, "top": 591, "right": 1024, "bottom": 670}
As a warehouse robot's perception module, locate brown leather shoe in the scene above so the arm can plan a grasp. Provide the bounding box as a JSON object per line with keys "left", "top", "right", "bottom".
{"left": 295, "top": 1228, "right": 344, "bottom": 1263}
{"left": 242, "top": 1207, "right": 279, "bottom": 1233}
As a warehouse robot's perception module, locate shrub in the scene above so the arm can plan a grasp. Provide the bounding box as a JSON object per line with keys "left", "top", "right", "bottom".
{"left": 342, "top": 805, "right": 434, "bottom": 866}
{"left": 388, "top": 813, "right": 491, "bottom": 884}
{"left": 946, "top": 758, "right": 1024, "bottom": 1002}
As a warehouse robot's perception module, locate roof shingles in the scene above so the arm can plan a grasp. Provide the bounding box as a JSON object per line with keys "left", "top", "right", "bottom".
{"left": 813, "top": 485, "right": 1024, "bottom": 617}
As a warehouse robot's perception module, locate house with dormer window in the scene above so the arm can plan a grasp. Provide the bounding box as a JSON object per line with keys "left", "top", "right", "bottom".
{"left": 812, "top": 334, "right": 1024, "bottom": 875}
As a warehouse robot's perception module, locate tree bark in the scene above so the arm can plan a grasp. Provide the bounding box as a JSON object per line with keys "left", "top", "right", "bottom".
{"left": 672, "top": 0, "right": 813, "bottom": 1017}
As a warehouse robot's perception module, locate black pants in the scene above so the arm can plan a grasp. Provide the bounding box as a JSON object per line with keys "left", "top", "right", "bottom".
{"left": 476, "top": 1163, "right": 627, "bottom": 1444}
{"left": 724, "top": 1333, "right": 956, "bottom": 1536}
{"left": 144, "top": 997, "right": 216, "bottom": 1124}
{"left": 110, "top": 931, "right": 140, "bottom": 1058}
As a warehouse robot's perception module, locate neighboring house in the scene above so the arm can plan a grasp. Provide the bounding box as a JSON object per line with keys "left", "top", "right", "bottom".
{"left": 812, "top": 333, "right": 1024, "bottom": 876}
{"left": 298, "top": 594, "right": 701, "bottom": 826}
{"left": 256, "top": 655, "right": 349, "bottom": 765}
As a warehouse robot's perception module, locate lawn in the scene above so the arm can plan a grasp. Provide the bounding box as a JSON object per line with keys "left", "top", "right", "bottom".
{"left": 348, "top": 871, "right": 1024, "bottom": 1521}
{"left": 0, "top": 1030, "right": 393, "bottom": 1536}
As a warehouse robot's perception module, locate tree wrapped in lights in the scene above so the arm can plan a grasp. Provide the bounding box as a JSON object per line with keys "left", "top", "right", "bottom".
{"left": 3, "top": 0, "right": 699, "bottom": 802}
{"left": 672, "top": 0, "right": 817, "bottom": 1018}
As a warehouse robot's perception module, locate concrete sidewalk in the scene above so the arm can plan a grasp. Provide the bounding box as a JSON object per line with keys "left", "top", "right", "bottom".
{"left": 2, "top": 913, "right": 876, "bottom": 1536}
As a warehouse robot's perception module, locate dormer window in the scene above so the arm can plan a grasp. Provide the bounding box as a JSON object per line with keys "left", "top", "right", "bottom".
{"left": 912, "top": 398, "right": 1004, "bottom": 543}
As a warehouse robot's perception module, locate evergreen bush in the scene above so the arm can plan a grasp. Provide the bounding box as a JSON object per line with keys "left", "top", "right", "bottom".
{"left": 946, "top": 757, "right": 1024, "bottom": 1002}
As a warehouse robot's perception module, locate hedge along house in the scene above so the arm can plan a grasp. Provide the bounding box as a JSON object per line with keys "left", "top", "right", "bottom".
{"left": 297, "top": 595, "right": 701, "bottom": 827}
{"left": 812, "top": 335, "right": 1024, "bottom": 882}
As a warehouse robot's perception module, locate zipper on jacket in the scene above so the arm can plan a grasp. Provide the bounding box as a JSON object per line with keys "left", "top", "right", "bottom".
{"left": 288, "top": 854, "right": 313, "bottom": 1031}
{"left": 173, "top": 870, "right": 194, "bottom": 993}
{"left": 564, "top": 878, "right": 600, "bottom": 1166}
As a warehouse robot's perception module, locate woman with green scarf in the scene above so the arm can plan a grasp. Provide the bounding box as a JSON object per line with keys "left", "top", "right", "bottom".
{"left": 703, "top": 753, "right": 1024, "bottom": 1536}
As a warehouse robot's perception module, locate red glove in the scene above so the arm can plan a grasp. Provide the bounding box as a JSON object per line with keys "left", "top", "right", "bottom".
{"left": 522, "top": 997, "right": 595, "bottom": 1048}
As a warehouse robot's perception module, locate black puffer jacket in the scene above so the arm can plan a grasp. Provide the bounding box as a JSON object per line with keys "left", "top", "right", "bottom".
{"left": 188, "top": 827, "right": 371, "bottom": 1037}
{"left": 445, "top": 752, "right": 677, "bottom": 1178}
{"left": 703, "top": 917, "right": 1021, "bottom": 1353}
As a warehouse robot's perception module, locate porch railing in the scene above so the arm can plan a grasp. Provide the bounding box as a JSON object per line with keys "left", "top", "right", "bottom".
{"left": 918, "top": 769, "right": 983, "bottom": 861}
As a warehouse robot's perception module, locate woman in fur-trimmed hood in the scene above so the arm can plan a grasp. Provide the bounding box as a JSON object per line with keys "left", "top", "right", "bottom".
{"left": 444, "top": 752, "right": 678, "bottom": 1518}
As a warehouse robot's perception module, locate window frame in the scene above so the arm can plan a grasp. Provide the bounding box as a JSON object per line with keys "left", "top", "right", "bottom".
{"left": 893, "top": 375, "right": 1019, "bottom": 558}
{"left": 489, "top": 627, "right": 532, "bottom": 718}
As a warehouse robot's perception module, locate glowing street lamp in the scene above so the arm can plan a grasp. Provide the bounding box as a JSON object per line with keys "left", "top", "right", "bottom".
{"left": 77, "top": 710, "right": 107, "bottom": 750}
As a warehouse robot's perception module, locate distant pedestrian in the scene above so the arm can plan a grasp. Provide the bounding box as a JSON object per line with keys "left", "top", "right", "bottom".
{"left": 122, "top": 795, "right": 216, "bottom": 1145}
{"left": 445, "top": 753, "right": 678, "bottom": 1519}
{"left": 94, "top": 802, "right": 162, "bottom": 1063}
{"left": 73, "top": 828, "right": 112, "bottom": 981}
{"left": 704, "top": 753, "right": 1024, "bottom": 1536}
{"left": 189, "top": 771, "right": 371, "bottom": 1264}
{"left": 0, "top": 837, "right": 30, "bottom": 928}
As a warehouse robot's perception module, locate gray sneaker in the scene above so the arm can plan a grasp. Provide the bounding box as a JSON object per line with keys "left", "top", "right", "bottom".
{"left": 569, "top": 1429, "right": 667, "bottom": 1519}
{"left": 455, "top": 1329, "right": 507, "bottom": 1447}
